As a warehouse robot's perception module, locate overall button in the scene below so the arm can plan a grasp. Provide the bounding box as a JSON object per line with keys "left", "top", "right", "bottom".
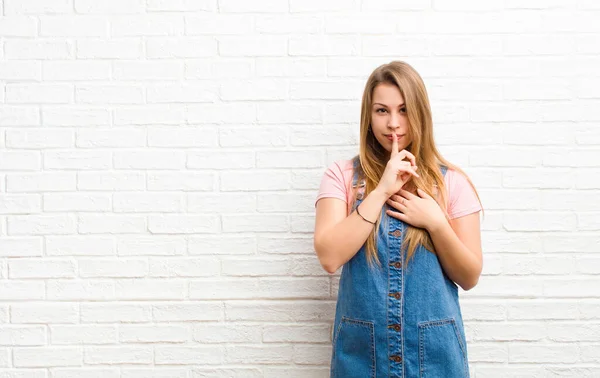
{"left": 388, "top": 323, "right": 401, "bottom": 331}
{"left": 389, "top": 292, "right": 402, "bottom": 300}
{"left": 390, "top": 355, "right": 402, "bottom": 363}
{"left": 389, "top": 229, "right": 402, "bottom": 237}
{"left": 389, "top": 261, "right": 402, "bottom": 269}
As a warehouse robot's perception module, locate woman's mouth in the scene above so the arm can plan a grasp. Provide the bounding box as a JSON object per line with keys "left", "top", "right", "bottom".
{"left": 385, "top": 134, "right": 404, "bottom": 141}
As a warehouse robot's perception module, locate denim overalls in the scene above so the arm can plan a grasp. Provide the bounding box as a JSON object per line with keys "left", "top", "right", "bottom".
{"left": 330, "top": 163, "right": 470, "bottom": 378}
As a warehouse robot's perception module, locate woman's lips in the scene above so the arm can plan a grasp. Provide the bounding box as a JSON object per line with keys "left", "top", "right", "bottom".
{"left": 385, "top": 134, "right": 404, "bottom": 141}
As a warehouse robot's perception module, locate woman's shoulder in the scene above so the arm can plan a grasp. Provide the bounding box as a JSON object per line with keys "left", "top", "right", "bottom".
{"left": 442, "top": 166, "right": 482, "bottom": 218}
{"left": 443, "top": 166, "right": 471, "bottom": 187}
{"left": 323, "top": 158, "right": 355, "bottom": 180}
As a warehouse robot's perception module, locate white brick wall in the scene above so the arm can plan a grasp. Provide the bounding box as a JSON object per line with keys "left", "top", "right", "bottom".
{"left": 0, "top": 0, "right": 598, "bottom": 376}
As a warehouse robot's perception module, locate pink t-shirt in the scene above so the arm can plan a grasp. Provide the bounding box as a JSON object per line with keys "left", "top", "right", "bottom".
{"left": 315, "top": 159, "right": 482, "bottom": 219}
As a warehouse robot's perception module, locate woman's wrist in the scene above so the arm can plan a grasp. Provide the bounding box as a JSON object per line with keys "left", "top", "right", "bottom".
{"left": 371, "top": 186, "right": 391, "bottom": 202}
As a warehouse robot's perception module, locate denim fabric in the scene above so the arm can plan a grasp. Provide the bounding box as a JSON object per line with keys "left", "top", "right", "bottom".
{"left": 330, "top": 164, "right": 470, "bottom": 378}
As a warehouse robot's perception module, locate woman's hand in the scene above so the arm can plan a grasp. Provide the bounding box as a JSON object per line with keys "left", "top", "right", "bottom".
{"left": 376, "top": 133, "right": 419, "bottom": 198}
{"left": 385, "top": 188, "right": 446, "bottom": 232}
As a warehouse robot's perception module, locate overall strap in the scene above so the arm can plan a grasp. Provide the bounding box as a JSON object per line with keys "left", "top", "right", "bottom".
{"left": 351, "top": 157, "right": 363, "bottom": 188}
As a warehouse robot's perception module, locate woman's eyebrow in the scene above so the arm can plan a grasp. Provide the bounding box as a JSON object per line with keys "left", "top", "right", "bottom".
{"left": 373, "top": 102, "right": 405, "bottom": 107}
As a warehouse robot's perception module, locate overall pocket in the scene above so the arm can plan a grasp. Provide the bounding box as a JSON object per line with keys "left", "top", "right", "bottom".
{"left": 418, "top": 318, "right": 469, "bottom": 378}
{"left": 331, "top": 316, "right": 375, "bottom": 378}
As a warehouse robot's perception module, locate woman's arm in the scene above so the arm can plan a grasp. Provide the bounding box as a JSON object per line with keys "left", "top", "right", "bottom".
{"left": 314, "top": 188, "right": 389, "bottom": 274}
{"left": 427, "top": 212, "right": 482, "bottom": 291}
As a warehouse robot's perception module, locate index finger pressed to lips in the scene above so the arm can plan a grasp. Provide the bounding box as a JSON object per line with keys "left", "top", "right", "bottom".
{"left": 391, "top": 133, "right": 399, "bottom": 157}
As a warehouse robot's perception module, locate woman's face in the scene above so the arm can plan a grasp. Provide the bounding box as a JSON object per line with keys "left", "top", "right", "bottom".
{"left": 370, "top": 82, "right": 411, "bottom": 154}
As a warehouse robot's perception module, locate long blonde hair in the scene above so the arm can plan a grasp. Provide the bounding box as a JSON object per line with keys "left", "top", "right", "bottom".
{"left": 350, "top": 61, "right": 483, "bottom": 267}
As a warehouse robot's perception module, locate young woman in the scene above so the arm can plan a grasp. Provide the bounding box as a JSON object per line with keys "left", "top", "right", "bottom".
{"left": 314, "top": 61, "right": 483, "bottom": 378}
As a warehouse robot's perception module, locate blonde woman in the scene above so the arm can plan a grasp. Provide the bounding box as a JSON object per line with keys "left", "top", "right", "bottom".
{"left": 314, "top": 61, "right": 483, "bottom": 378}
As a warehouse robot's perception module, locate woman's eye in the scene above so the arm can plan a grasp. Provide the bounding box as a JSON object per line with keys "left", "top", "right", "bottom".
{"left": 400, "top": 108, "right": 406, "bottom": 113}
{"left": 376, "top": 108, "right": 386, "bottom": 113}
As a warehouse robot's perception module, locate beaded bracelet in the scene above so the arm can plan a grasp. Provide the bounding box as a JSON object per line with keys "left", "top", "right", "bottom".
{"left": 356, "top": 205, "right": 376, "bottom": 225}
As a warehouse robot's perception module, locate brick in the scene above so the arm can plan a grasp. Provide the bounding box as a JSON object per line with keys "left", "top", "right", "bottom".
{"left": 76, "top": 85, "right": 145, "bottom": 105}
{"left": 78, "top": 258, "right": 148, "bottom": 278}
{"left": 113, "top": 151, "right": 185, "bottom": 169}
{"left": 74, "top": 0, "right": 145, "bottom": 14}
{"left": 220, "top": 79, "right": 286, "bottom": 101}
{"left": 78, "top": 214, "right": 146, "bottom": 234}
{"left": 47, "top": 281, "right": 114, "bottom": 300}
{"left": 119, "top": 325, "right": 188, "bottom": 343}
{"left": 0, "top": 326, "right": 46, "bottom": 346}
{"left": 84, "top": 346, "right": 153, "bottom": 365}
{"left": 225, "top": 345, "right": 293, "bottom": 364}
{"left": 146, "top": 83, "right": 218, "bottom": 103}
{"left": 289, "top": 36, "right": 358, "bottom": 56}
{"left": 146, "top": 37, "right": 217, "bottom": 58}
{"left": 11, "top": 303, "right": 78, "bottom": 324}
{"left": 219, "top": 0, "right": 288, "bottom": 12}
{"left": 43, "top": 61, "right": 111, "bottom": 81}
{"left": 7, "top": 84, "right": 73, "bottom": 104}
{"left": 146, "top": 0, "right": 215, "bottom": 11}
{"left": 14, "top": 347, "right": 82, "bottom": 367}
{"left": 220, "top": 171, "right": 289, "bottom": 191}
{"left": 115, "top": 280, "right": 185, "bottom": 300}
{"left": 5, "top": 0, "right": 72, "bottom": 15}
{"left": 0, "top": 61, "right": 41, "bottom": 80}
{"left": 187, "top": 151, "right": 254, "bottom": 169}
{"left": 148, "top": 171, "right": 216, "bottom": 191}
{"left": 6, "top": 172, "right": 76, "bottom": 192}
{"left": 40, "top": 16, "right": 108, "bottom": 37}
{"left": 187, "top": 103, "right": 256, "bottom": 124}
{"left": 46, "top": 236, "right": 116, "bottom": 256}
{"left": 5, "top": 40, "right": 72, "bottom": 59}
{"left": 155, "top": 346, "right": 223, "bottom": 365}
{"left": 81, "top": 304, "right": 151, "bottom": 323}
{"left": 113, "top": 193, "right": 184, "bottom": 213}
{"left": 0, "top": 238, "right": 42, "bottom": 257}
{"left": 78, "top": 171, "right": 145, "bottom": 191}
{"left": 113, "top": 61, "right": 183, "bottom": 81}
{"left": 50, "top": 325, "right": 117, "bottom": 345}
{"left": 263, "top": 324, "right": 330, "bottom": 343}
{"left": 148, "top": 258, "right": 220, "bottom": 277}
{"left": 118, "top": 236, "right": 186, "bottom": 256}
{"left": 0, "top": 281, "right": 45, "bottom": 301}
{"left": 9, "top": 258, "right": 76, "bottom": 279}
{"left": 222, "top": 214, "right": 289, "bottom": 233}
{"left": 42, "top": 106, "right": 110, "bottom": 126}
{"left": 0, "top": 194, "right": 41, "bottom": 214}
{"left": 111, "top": 15, "right": 184, "bottom": 36}
{"left": 290, "top": 0, "right": 357, "bottom": 12}
{"left": 192, "top": 323, "right": 261, "bottom": 343}
{"left": 256, "top": 57, "right": 327, "bottom": 78}
{"left": 114, "top": 105, "right": 185, "bottom": 125}
{"left": 148, "top": 215, "right": 218, "bottom": 234}
{"left": 44, "top": 151, "right": 111, "bottom": 170}
{"left": 190, "top": 278, "right": 330, "bottom": 300}
{"left": 152, "top": 303, "right": 223, "bottom": 322}
{"left": 148, "top": 126, "right": 217, "bottom": 147}
{"left": 76, "top": 128, "right": 146, "bottom": 148}
{"left": 0, "top": 106, "right": 40, "bottom": 126}
{"left": 8, "top": 215, "right": 76, "bottom": 235}
{"left": 186, "top": 14, "right": 253, "bottom": 35}
{"left": 7, "top": 128, "right": 74, "bottom": 149}
{"left": 187, "top": 193, "right": 255, "bottom": 213}
{"left": 76, "top": 39, "right": 142, "bottom": 59}
{"left": 189, "top": 236, "right": 256, "bottom": 255}
{"left": 218, "top": 36, "right": 287, "bottom": 57}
